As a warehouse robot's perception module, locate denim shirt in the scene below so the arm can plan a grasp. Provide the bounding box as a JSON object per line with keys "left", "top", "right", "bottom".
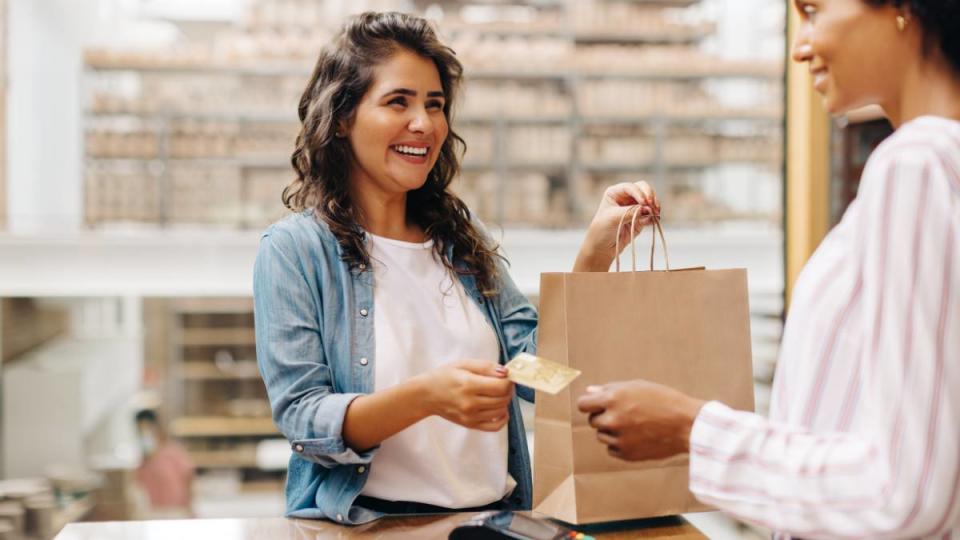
{"left": 253, "top": 210, "right": 537, "bottom": 524}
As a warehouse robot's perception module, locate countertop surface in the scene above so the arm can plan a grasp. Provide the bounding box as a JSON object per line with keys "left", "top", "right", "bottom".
{"left": 54, "top": 513, "right": 707, "bottom": 539}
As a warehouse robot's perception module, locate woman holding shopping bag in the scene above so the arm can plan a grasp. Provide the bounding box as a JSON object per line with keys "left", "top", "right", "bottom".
{"left": 254, "top": 11, "right": 659, "bottom": 525}
{"left": 579, "top": 0, "right": 960, "bottom": 537}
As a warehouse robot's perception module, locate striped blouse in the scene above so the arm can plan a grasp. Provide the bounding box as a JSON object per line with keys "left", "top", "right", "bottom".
{"left": 689, "top": 115, "right": 960, "bottom": 539}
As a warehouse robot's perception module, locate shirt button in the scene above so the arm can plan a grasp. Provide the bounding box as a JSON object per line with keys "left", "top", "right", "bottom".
{"left": 336, "top": 514, "right": 343, "bottom": 521}
{"left": 359, "top": 308, "right": 369, "bottom": 317}
{"left": 358, "top": 263, "right": 366, "bottom": 271}
{"left": 359, "top": 358, "right": 368, "bottom": 366}
{"left": 293, "top": 444, "right": 304, "bottom": 453}
{"left": 357, "top": 466, "right": 366, "bottom": 474}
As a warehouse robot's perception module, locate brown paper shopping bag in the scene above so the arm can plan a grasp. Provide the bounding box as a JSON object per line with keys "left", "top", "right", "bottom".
{"left": 532, "top": 212, "right": 755, "bottom": 524}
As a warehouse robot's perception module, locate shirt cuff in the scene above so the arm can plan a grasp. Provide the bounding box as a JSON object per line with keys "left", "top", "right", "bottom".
{"left": 290, "top": 393, "right": 377, "bottom": 468}
{"left": 688, "top": 400, "right": 736, "bottom": 488}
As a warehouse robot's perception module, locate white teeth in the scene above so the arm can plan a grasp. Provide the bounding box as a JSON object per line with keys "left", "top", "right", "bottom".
{"left": 394, "top": 145, "right": 427, "bottom": 156}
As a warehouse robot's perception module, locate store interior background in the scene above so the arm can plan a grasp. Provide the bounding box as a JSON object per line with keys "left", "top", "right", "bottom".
{"left": 0, "top": 0, "right": 858, "bottom": 537}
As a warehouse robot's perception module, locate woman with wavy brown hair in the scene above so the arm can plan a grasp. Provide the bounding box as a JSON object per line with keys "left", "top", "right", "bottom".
{"left": 253, "top": 11, "right": 659, "bottom": 524}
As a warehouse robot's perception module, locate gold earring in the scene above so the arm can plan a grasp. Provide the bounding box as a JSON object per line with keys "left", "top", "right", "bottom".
{"left": 896, "top": 15, "right": 907, "bottom": 32}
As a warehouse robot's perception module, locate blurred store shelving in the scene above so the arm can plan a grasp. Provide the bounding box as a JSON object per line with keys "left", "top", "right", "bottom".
{"left": 81, "top": 0, "right": 784, "bottom": 230}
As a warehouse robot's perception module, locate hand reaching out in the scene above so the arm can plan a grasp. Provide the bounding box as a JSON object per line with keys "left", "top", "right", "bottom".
{"left": 574, "top": 181, "right": 661, "bottom": 272}
{"left": 420, "top": 359, "right": 514, "bottom": 432}
{"left": 576, "top": 379, "right": 704, "bottom": 461}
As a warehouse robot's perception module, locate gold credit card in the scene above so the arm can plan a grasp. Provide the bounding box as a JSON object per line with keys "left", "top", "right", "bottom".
{"left": 505, "top": 353, "right": 581, "bottom": 395}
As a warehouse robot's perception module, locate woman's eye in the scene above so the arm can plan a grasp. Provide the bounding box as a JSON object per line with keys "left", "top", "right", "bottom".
{"left": 427, "top": 100, "right": 444, "bottom": 110}
{"left": 388, "top": 97, "right": 407, "bottom": 107}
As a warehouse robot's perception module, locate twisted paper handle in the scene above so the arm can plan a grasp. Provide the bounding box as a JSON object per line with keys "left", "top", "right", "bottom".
{"left": 614, "top": 206, "right": 671, "bottom": 272}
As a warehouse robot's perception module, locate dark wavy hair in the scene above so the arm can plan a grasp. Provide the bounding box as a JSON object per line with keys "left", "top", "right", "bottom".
{"left": 283, "top": 12, "right": 502, "bottom": 296}
{"left": 865, "top": 0, "right": 960, "bottom": 73}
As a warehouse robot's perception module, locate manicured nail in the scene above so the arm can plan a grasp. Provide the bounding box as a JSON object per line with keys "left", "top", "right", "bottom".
{"left": 586, "top": 385, "right": 601, "bottom": 393}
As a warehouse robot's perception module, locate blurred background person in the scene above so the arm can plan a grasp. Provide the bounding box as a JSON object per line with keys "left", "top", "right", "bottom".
{"left": 135, "top": 409, "right": 195, "bottom": 519}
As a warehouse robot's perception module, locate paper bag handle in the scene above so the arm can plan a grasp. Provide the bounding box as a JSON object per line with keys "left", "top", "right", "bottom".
{"left": 614, "top": 206, "right": 671, "bottom": 272}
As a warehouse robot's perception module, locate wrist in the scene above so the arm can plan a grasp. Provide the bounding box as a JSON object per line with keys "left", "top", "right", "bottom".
{"left": 574, "top": 243, "right": 613, "bottom": 272}
{"left": 407, "top": 373, "right": 437, "bottom": 420}
{"left": 678, "top": 398, "right": 707, "bottom": 453}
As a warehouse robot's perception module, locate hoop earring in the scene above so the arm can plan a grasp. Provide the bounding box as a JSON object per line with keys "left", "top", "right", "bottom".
{"left": 896, "top": 15, "right": 907, "bottom": 32}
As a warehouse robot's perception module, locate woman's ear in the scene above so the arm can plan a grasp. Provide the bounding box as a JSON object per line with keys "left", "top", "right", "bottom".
{"left": 335, "top": 119, "right": 349, "bottom": 138}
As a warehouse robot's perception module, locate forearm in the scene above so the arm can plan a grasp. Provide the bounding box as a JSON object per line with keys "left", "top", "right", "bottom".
{"left": 688, "top": 402, "right": 955, "bottom": 539}
{"left": 342, "top": 374, "right": 433, "bottom": 452}
{"left": 573, "top": 241, "right": 612, "bottom": 272}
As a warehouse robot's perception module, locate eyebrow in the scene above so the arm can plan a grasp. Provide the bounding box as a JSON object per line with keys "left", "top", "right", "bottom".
{"left": 382, "top": 88, "right": 445, "bottom": 99}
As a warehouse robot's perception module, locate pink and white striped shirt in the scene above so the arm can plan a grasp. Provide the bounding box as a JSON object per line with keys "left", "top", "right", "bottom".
{"left": 689, "top": 115, "right": 960, "bottom": 539}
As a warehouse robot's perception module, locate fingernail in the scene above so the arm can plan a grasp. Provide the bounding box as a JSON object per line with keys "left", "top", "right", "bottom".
{"left": 586, "top": 385, "right": 601, "bottom": 393}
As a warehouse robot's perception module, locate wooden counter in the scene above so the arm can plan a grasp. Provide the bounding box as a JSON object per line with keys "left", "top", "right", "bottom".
{"left": 55, "top": 513, "right": 706, "bottom": 539}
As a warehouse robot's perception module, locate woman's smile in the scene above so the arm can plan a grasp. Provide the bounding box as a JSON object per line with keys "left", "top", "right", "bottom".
{"left": 811, "top": 66, "right": 830, "bottom": 93}
{"left": 389, "top": 142, "right": 431, "bottom": 165}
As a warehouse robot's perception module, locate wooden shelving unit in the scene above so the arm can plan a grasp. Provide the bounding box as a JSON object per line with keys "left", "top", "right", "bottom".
{"left": 164, "top": 298, "right": 284, "bottom": 483}
{"left": 181, "top": 361, "right": 260, "bottom": 380}
{"left": 179, "top": 328, "right": 257, "bottom": 347}
{"left": 170, "top": 416, "right": 277, "bottom": 438}
{"left": 187, "top": 448, "right": 259, "bottom": 469}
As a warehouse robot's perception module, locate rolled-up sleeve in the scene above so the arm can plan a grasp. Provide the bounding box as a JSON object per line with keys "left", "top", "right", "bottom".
{"left": 253, "top": 229, "right": 374, "bottom": 468}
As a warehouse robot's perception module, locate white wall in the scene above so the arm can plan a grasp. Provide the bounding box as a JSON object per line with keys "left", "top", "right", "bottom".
{"left": 7, "top": 0, "right": 85, "bottom": 231}
{"left": 5, "top": 0, "right": 182, "bottom": 233}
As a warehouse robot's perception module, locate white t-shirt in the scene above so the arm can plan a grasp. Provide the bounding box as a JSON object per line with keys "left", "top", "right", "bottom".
{"left": 359, "top": 232, "right": 515, "bottom": 508}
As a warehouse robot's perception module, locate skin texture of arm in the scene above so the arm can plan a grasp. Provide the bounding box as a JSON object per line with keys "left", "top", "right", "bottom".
{"left": 342, "top": 359, "right": 514, "bottom": 452}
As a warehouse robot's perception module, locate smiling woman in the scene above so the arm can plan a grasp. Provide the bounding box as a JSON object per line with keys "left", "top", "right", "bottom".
{"left": 280, "top": 12, "right": 496, "bottom": 293}
{"left": 791, "top": 0, "right": 960, "bottom": 124}
{"left": 253, "top": 10, "right": 660, "bottom": 527}
{"left": 577, "top": 1, "right": 960, "bottom": 538}
{"left": 342, "top": 51, "right": 451, "bottom": 220}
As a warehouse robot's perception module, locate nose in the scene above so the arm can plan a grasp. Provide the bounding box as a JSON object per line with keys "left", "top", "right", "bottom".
{"left": 408, "top": 106, "right": 435, "bottom": 136}
{"left": 791, "top": 25, "right": 814, "bottom": 64}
